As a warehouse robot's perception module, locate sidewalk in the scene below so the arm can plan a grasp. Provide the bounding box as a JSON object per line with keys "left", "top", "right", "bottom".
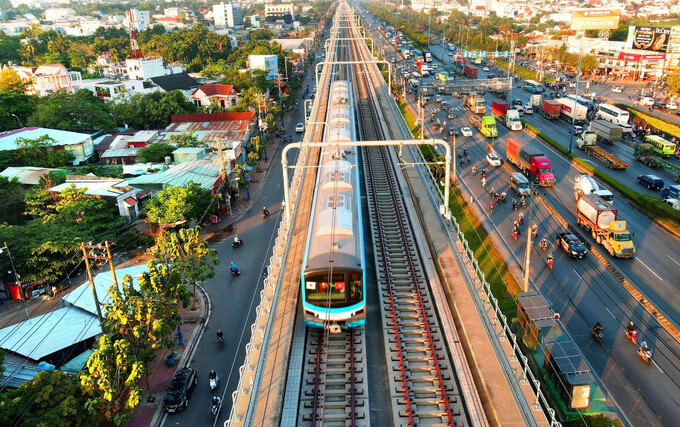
{"left": 128, "top": 285, "right": 209, "bottom": 427}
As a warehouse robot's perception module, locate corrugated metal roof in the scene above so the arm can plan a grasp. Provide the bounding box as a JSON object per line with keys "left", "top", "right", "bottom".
{"left": 0, "top": 127, "right": 91, "bottom": 152}
{"left": 126, "top": 159, "right": 220, "bottom": 191}
{"left": 0, "top": 167, "right": 66, "bottom": 185}
{"left": 0, "top": 307, "right": 101, "bottom": 361}
{"left": 62, "top": 264, "right": 148, "bottom": 317}
{"left": 49, "top": 180, "right": 128, "bottom": 198}
{"left": 100, "top": 148, "right": 139, "bottom": 158}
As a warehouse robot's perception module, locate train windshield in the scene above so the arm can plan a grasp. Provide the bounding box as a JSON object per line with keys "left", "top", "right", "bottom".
{"left": 304, "top": 271, "right": 363, "bottom": 308}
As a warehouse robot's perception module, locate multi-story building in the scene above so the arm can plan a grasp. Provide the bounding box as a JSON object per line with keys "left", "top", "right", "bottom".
{"left": 264, "top": 3, "right": 295, "bottom": 23}
{"left": 13, "top": 64, "right": 82, "bottom": 96}
{"left": 213, "top": 3, "right": 244, "bottom": 28}
{"left": 125, "top": 8, "right": 150, "bottom": 31}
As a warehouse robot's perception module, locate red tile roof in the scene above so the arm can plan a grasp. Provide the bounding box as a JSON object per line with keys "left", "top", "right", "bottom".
{"left": 171, "top": 112, "right": 255, "bottom": 123}
{"left": 193, "top": 83, "right": 238, "bottom": 97}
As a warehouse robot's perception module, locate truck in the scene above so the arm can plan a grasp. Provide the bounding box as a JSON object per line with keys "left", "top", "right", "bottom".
{"left": 423, "top": 49, "right": 432, "bottom": 62}
{"left": 573, "top": 173, "right": 614, "bottom": 202}
{"left": 402, "top": 48, "right": 410, "bottom": 59}
{"left": 588, "top": 120, "right": 623, "bottom": 144}
{"left": 464, "top": 64, "right": 478, "bottom": 79}
{"left": 633, "top": 143, "right": 680, "bottom": 182}
{"left": 542, "top": 100, "right": 561, "bottom": 120}
{"left": 556, "top": 98, "right": 588, "bottom": 122}
{"left": 467, "top": 93, "right": 486, "bottom": 114}
{"left": 491, "top": 101, "right": 522, "bottom": 131}
{"left": 505, "top": 138, "right": 556, "bottom": 186}
{"left": 416, "top": 61, "right": 429, "bottom": 76}
{"left": 575, "top": 131, "right": 630, "bottom": 169}
{"left": 469, "top": 115, "right": 498, "bottom": 137}
{"left": 529, "top": 94, "right": 543, "bottom": 109}
{"left": 575, "top": 194, "right": 635, "bottom": 258}
{"left": 661, "top": 184, "right": 680, "bottom": 199}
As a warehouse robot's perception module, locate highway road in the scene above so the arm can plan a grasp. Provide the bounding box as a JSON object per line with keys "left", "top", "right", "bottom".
{"left": 364, "top": 16, "right": 680, "bottom": 425}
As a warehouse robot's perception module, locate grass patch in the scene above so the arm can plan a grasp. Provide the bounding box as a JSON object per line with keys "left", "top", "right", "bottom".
{"left": 397, "top": 100, "right": 421, "bottom": 137}
{"left": 522, "top": 121, "right": 680, "bottom": 229}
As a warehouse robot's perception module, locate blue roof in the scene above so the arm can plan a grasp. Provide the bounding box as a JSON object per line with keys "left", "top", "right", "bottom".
{"left": 0, "top": 127, "right": 91, "bottom": 152}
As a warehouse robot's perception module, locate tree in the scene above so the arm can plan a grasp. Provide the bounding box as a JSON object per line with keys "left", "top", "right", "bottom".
{"left": 15, "top": 135, "right": 76, "bottom": 168}
{"left": 81, "top": 262, "right": 192, "bottom": 423}
{"left": 0, "top": 68, "right": 25, "bottom": 92}
{"left": 580, "top": 55, "right": 600, "bottom": 74}
{"left": 0, "top": 91, "right": 34, "bottom": 133}
{"left": 0, "top": 370, "right": 90, "bottom": 427}
{"left": 50, "top": 185, "right": 125, "bottom": 236}
{"left": 667, "top": 71, "right": 680, "bottom": 95}
{"left": 137, "top": 143, "right": 176, "bottom": 163}
{"left": 168, "top": 130, "right": 204, "bottom": 148}
{"left": 112, "top": 91, "right": 197, "bottom": 130}
{"left": 28, "top": 89, "right": 115, "bottom": 132}
{"left": 0, "top": 176, "right": 26, "bottom": 225}
{"left": 145, "top": 183, "right": 213, "bottom": 225}
{"left": 154, "top": 227, "right": 220, "bottom": 293}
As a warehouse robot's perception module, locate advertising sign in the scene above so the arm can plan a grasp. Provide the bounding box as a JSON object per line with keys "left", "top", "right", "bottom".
{"left": 629, "top": 26, "right": 671, "bottom": 52}
{"left": 571, "top": 9, "right": 620, "bottom": 30}
{"left": 248, "top": 54, "right": 278, "bottom": 80}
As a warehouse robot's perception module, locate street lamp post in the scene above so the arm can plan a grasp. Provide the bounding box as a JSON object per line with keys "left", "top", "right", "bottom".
{"left": 10, "top": 114, "right": 22, "bottom": 128}
{"left": 567, "top": 31, "right": 584, "bottom": 154}
{"left": 523, "top": 187, "right": 535, "bottom": 292}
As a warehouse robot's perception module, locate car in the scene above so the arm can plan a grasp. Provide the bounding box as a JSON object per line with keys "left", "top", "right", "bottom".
{"left": 422, "top": 95, "right": 432, "bottom": 102}
{"left": 486, "top": 152, "right": 502, "bottom": 167}
{"left": 435, "top": 95, "right": 442, "bottom": 103}
{"left": 556, "top": 233, "right": 588, "bottom": 259}
{"left": 487, "top": 74, "right": 496, "bottom": 79}
{"left": 637, "top": 174, "right": 664, "bottom": 190}
{"left": 163, "top": 367, "right": 197, "bottom": 412}
{"left": 448, "top": 52, "right": 454, "bottom": 56}
{"left": 448, "top": 127, "right": 457, "bottom": 136}
{"left": 295, "top": 122, "right": 305, "bottom": 133}
{"left": 482, "top": 67, "right": 490, "bottom": 72}
{"left": 653, "top": 101, "right": 667, "bottom": 109}
{"left": 663, "top": 199, "right": 680, "bottom": 211}
{"left": 523, "top": 105, "right": 533, "bottom": 114}
{"left": 441, "top": 100, "right": 450, "bottom": 111}
{"left": 515, "top": 106, "right": 525, "bottom": 115}
{"left": 568, "top": 125, "right": 583, "bottom": 135}
{"left": 676, "top": 110, "right": 680, "bottom": 117}
{"left": 666, "top": 102, "right": 678, "bottom": 110}
{"left": 512, "top": 99, "right": 523, "bottom": 107}
{"left": 446, "top": 110, "right": 456, "bottom": 119}
{"left": 461, "top": 127, "right": 473, "bottom": 137}
{"left": 639, "top": 96, "right": 654, "bottom": 106}
{"left": 611, "top": 86, "right": 624, "bottom": 93}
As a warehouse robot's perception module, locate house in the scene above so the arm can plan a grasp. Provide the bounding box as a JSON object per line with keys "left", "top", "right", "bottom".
{"left": 173, "top": 147, "right": 207, "bottom": 164}
{"left": 125, "top": 57, "right": 185, "bottom": 81}
{"left": 164, "top": 112, "right": 256, "bottom": 156}
{"left": 126, "top": 158, "right": 222, "bottom": 194}
{"left": 80, "top": 77, "right": 156, "bottom": 101}
{"left": 0, "top": 166, "right": 66, "bottom": 186}
{"left": 0, "top": 127, "right": 94, "bottom": 165}
{"left": 49, "top": 175, "right": 141, "bottom": 220}
{"left": 13, "top": 64, "right": 82, "bottom": 96}
{"left": 149, "top": 73, "right": 200, "bottom": 96}
{"left": 191, "top": 83, "right": 241, "bottom": 109}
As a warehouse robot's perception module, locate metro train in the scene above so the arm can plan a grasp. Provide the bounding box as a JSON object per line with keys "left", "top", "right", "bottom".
{"left": 301, "top": 80, "right": 367, "bottom": 330}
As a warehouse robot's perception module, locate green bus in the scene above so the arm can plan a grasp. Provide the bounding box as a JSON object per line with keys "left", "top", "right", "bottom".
{"left": 644, "top": 135, "right": 676, "bottom": 158}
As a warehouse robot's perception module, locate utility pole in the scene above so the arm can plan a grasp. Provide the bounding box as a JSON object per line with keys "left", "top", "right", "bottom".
{"left": 523, "top": 190, "right": 535, "bottom": 292}
{"left": 81, "top": 243, "right": 106, "bottom": 328}
{"left": 568, "top": 31, "right": 585, "bottom": 154}
{"left": 2, "top": 242, "right": 30, "bottom": 321}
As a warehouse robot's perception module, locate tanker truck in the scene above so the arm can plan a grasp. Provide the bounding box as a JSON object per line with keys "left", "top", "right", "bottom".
{"left": 573, "top": 173, "right": 614, "bottom": 202}
{"left": 576, "top": 194, "right": 635, "bottom": 258}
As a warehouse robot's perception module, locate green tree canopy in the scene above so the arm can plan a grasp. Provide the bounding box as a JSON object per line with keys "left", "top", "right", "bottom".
{"left": 112, "top": 90, "right": 197, "bottom": 130}
{"left": 0, "top": 176, "right": 26, "bottom": 225}
{"left": 0, "top": 91, "right": 33, "bottom": 133}
{"left": 28, "top": 89, "right": 115, "bottom": 132}
{"left": 137, "top": 143, "right": 176, "bottom": 163}
{"left": 146, "top": 183, "right": 212, "bottom": 225}
{"left": 168, "top": 130, "right": 204, "bottom": 148}
{"left": 15, "top": 135, "right": 75, "bottom": 168}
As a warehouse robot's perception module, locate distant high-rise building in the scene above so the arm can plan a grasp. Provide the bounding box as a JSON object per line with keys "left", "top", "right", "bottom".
{"left": 213, "top": 3, "right": 244, "bottom": 28}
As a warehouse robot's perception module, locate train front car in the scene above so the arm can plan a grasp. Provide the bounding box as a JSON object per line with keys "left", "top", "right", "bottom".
{"left": 301, "top": 80, "right": 367, "bottom": 330}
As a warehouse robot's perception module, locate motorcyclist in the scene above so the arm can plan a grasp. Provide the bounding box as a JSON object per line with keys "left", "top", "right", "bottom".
{"left": 627, "top": 321, "right": 637, "bottom": 334}
{"left": 547, "top": 253, "right": 554, "bottom": 268}
{"left": 512, "top": 199, "right": 518, "bottom": 210}
{"left": 210, "top": 370, "right": 217, "bottom": 380}
{"left": 481, "top": 177, "right": 486, "bottom": 188}
{"left": 488, "top": 201, "right": 493, "bottom": 212}
{"left": 500, "top": 191, "right": 506, "bottom": 202}
{"left": 531, "top": 224, "right": 538, "bottom": 237}
{"left": 593, "top": 322, "right": 604, "bottom": 335}
{"left": 540, "top": 237, "right": 548, "bottom": 250}
{"left": 518, "top": 211, "right": 525, "bottom": 224}
{"left": 639, "top": 340, "right": 649, "bottom": 352}
{"left": 229, "top": 262, "right": 239, "bottom": 273}
{"left": 234, "top": 235, "right": 241, "bottom": 245}
{"left": 262, "top": 206, "right": 269, "bottom": 216}
{"left": 472, "top": 166, "right": 477, "bottom": 175}
{"left": 216, "top": 329, "right": 224, "bottom": 340}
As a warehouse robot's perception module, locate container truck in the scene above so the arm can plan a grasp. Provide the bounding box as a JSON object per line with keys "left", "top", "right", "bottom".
{"left": 469, "top": 115, "right": 498, "bottom": 137}
{"left": 464, "top": 64, "right": 478, "bottom": 78}
{"left": 556, "top": 98, "right": 588, "bottom": 122}
{"left": 542, "top": 100, "right": 561, "bottom": 120}
{"left": 505, "top": 138, "right": 556, "bottom": 186}
{"left": 576, "top": 131, "right": 630, "bottom": 169}
{"left": 467, "top": 93, "right": 486, "bottom": 114}
{"left": 529, "top": 94, "right": 543, "bottom": 109}
{"left": 589, "top": 120, "right": 623, "bottom": 144}
{"left": 575, "top": 194, "right": 635, "bottom": 258}
{"left": 573, "top": 173, "right": 614, "bottom": 202}
{"left": 491, "top": 101, "right": 522, "bottom": 130}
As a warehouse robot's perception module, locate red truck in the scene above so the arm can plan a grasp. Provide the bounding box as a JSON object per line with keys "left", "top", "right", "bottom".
{"left": 505, "top": 138, "right": 556, "bottom": 186}
{"left": 542, "top": 100, "right": 561, "bottom": 120}
{"left": 464, "top": 64, "right": 478, "bottom": 79}
{"left": 491, "top": 100, "right": 507, "bottom": 116}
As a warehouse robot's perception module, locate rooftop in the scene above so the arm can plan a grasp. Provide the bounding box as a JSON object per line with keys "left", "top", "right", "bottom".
{"left": 0, "top": 166, "right": 66, "bottom": 185}
{"left": 126, "top": 158, "right": 221, "bottom": 192}
{"left": 49, "top": 178, "right": 130, "bottom": 198}
{"left": 0, "top": 127, "right": 91, "bottom": 152}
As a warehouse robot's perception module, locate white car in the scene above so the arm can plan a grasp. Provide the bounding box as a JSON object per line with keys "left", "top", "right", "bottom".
{"left": 486, "top": 152, "right": 502, "bottom": 167}
{"left": 639, "top": 97, "right": 655, "bottom": 106}
{"left": 461, "top": 127, "right": 473, "bottom": 137}
{"left": 611, "top": 86, "right": 624, "bottom": 93}
{"left": 666, "top": 102, "right": 678, "bottom": 110}
{"left": 523, "top": 105, "right": 533, "bottom": 114}
{"left": 295, "top": 122, "right": 305, "bottom": 133}
{"left": 482, "top": 67, "right": 490, "bottom": 72}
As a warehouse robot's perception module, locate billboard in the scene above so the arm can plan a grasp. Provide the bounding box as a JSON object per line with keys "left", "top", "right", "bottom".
{"left": 248, "top": 54, "right": 278, "bottom": 80}
{"left": 627, "top": 26, "right": 671, "bottom": 52}
{"left": 570, "top": 9, "right": 620, "bottom": 30}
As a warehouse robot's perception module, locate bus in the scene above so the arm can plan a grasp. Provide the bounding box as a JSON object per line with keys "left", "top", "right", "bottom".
{"left": 644, "top": 135, "right": 677, "bottom": 158}
{"left": 524, "top": 80, "right": 544, "bottom": 93}
{"left": 566, "top": 94, "right": 592, "bottom": 107}
{"left": 596, "top": 104, "right": 630, "bottom": 126}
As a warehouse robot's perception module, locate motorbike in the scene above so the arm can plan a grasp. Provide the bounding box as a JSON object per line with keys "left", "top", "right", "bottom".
{"left": 539, "top": 240, "right": 548, "bottom": 252}
{"left": 262, "top": 208, "right": 270, "bottom": 219}
{"left": 521, "top": 198, "right": 526, "bottom": 208}
{"left": 218, "top": 336, "right": 224, "bottom": 350}
{"left": 592, "top": 329, "right": 604, "bottom": 345}
{"left": 230, "top": 267, "right": 240, "bottom": 276}
{"left": 638, "top": 347, "right": 652, "bottom": 365}
{"left": 211, "top": 397, "right": 221, "bottom": 417}
{"left": 512, "top": 201, "right": 518, "bottom": 211}
{"left": 547, "top": 257, "right": 554, "bottom": 270}
{"left": 625, "top": 328, "right": 638, "bottom": 344}
{"left": 232, "top": 238, "right": 243, "bottom": 248}
{"left": 512, "top": 229, "right": 519, "bottom": 240}
{"left": 209, "top": 373, "right": 219, "bottom": 391}
{"left": 531, "top": 227, "right": 538, "bottom": 239}
{"left": 488, "top": 203, "right": 493, "bottom": 214}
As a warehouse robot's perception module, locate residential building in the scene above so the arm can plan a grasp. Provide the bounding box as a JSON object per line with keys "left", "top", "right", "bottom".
{"left": 49, "top": 176, "right": 141, "bottom": 220}
{"left": 264, "top": 3, "right": 295, "bottom": 23}
{"left": 44, "top": 7, "right": 75, "bottom": 21}
{"left": 213, "top": 2, "right": 244, "bottom": 28}
{"left": 81, "top": 78, "right": 155, "bottom": 101}
{"left": 125, "top": 8, "right": 150, "bottom": 31}
{"left": 126, "top": 158, "right": 223, "bottom": 194}
{"left": 125, "top": 57, "right": 185, "bottom": 80}
{"left": 191, "top": 83, "right": 241, "bottom": 109}
{"left": 13, "top": 64, "right": 82, "bottom": 96}
{"left": 149, "top": 73, "right": 200, "bottom": 96}
{"left": 0, "top": 127, "right": 94, "bottom": 165}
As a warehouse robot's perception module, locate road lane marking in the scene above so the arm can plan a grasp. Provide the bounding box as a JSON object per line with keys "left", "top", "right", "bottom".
{"left": 668, "top": 255, "right": 680, "bottom": 267}
{"left": 606, "top": 307, "right": 615, "bottom": 319}
{"left": 653, "top": 359, "right": 664, "bottom": 373}
{"left": 636, "top": 258, "right": 662, "bottom": 281}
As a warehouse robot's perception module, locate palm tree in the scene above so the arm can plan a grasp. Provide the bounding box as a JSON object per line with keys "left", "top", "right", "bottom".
{"left": 20, "top": 42, "right": 35, "bottom": 65}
